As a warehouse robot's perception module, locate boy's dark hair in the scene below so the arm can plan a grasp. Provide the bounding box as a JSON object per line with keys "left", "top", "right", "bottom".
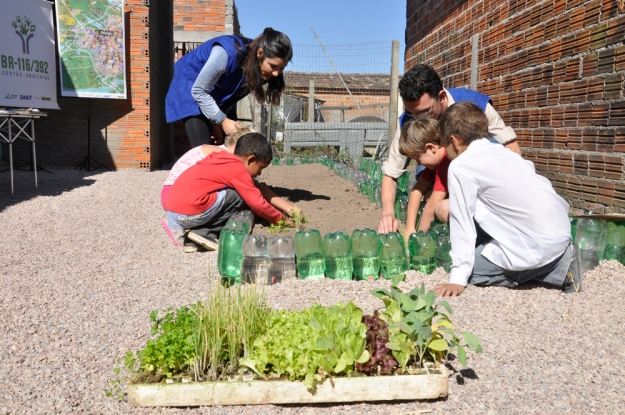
{"left": 234, "top": 132, "right": 273, "bottom": 164}
{"left": 439, "top": 102, "right": 489, "bottom": 146}
{"left": 398, "top": 64, "right": 443, "bottom": 102}
{"left": 398, "top": 116, "right": 442, "bottom": 158}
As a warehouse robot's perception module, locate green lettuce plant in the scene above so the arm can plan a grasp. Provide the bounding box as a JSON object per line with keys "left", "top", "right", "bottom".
{"left": 372, "top": 276, "right": 482, "bottom": 371}
{"left": 240, "top": 301, "right": 370, "bottom": 389}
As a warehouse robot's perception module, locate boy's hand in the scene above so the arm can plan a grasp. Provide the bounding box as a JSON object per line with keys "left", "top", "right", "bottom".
{"left": 434, "top": 283, "right": 465, "bottom": 297}
{"left": 281, "top": 215, "right": 295, "bottom": 228}
{"left": 286, "top": 206, "right": 302, "bottom": 218}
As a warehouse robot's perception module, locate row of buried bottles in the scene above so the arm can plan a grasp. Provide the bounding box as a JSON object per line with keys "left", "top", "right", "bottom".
{"left": 571, "top": 216, "right": 625, "bottom": 274}
{"left": 217, "top": 225, "right": 452, "bottom": 286}
{"left": 273, "top": 156, "right": 415, "bottom": 221}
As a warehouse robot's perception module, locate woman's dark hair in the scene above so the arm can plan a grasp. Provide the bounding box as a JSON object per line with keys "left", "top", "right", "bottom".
{"left": 238, "top": 28, "right": 292, "bottom": 106}
{"left": 398, "top": 64, "right": 443, "bottom": 102}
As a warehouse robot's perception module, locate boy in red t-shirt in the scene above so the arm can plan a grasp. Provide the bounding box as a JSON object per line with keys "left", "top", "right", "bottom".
{"left": 165, "top": 133, "right": 295, "bottom": 251}
{"left": 398, "top": 116, "right": 451, "bottom": 237}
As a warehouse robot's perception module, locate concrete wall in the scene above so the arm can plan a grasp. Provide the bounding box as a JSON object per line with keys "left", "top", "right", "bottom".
{"left": 405, "top": 0, "right": 625, "bottom": 211}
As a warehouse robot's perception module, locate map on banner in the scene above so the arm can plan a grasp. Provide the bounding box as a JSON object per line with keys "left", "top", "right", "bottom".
{"left": 55, "top": 0, "right": 127, "bottom": 99}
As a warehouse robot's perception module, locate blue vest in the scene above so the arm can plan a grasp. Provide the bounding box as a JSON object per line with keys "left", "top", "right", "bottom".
{"left": 165, "top": 35, "right": 250, "bottom": 123}
{"left": 398, "top": 88, "right": 492, "bottom": 128}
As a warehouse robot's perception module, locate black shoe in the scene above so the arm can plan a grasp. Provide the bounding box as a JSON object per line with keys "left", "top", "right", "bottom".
{"left": 188, "top": 231, "right": 219, "bottom": 251}
{"left": 563, "top": 244, "right": 582, "bottom": 293}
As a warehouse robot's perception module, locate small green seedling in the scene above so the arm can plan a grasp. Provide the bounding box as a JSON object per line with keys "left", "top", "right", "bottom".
{"left": 268, "top": 208, "right": 308, "bottom": 233}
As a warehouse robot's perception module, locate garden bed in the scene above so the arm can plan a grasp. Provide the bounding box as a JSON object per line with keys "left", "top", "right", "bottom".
{"left": 127, "top": 367, "right": 448, "bottom": 407}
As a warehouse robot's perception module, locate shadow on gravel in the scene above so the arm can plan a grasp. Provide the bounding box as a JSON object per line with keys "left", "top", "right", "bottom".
{"left": 268, "top": 186, "right": 332, "bottom": 203}
{"left": 445, "top": 361, "right": 480, "bottom": 385}
{"left": 0, "top": 169, "right": 97, "bottom": 213}
{"left": 277, "top": 398, "right": 448, "bottom": 411}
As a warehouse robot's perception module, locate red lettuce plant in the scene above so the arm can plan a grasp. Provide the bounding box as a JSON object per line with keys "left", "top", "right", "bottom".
{"left": 355, "top": 311, "right": 397, "bottom": 375}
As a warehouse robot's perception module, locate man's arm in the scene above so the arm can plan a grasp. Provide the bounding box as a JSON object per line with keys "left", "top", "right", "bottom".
{"left": 417, "top": 190, "right": 447, "bottom": 233}
{"left": 379, "top": 127, "right": 410, "bottom": 234}
{"left": 379, "top": 174, "right": 399, "bottom": 234}
{"left": 484, "top": 103, "right": 521, "bottom": 156}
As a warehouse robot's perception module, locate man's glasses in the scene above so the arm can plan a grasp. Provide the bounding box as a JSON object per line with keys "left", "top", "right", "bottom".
{"left": 414, "top": 98, "right": 437, "bottom": 117}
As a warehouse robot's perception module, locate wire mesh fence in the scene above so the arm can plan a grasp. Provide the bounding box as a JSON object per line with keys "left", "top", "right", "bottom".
{"left": 258, "top": 41, "right": 396, "bottom": 167}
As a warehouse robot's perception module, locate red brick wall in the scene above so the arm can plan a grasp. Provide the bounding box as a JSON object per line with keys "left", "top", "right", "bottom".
{"left": 405, "top": 0, "right": 625, "bottom": 211}
{"left": 174, "top": 0, "right": 228, "bottom": 33}
{"left": 31, "top": 0, "right": 173, "bottom": 170}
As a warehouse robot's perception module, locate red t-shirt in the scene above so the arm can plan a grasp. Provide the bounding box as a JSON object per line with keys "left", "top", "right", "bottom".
{"left": 420, "top": 150, "right": 451, "bottom": 193}
{"left": 165, "top": 152, "right": 283, "bottom": 223}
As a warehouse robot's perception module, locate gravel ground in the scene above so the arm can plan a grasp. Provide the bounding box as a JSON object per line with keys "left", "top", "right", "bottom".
{"left": 1, "top": 167, "right": 624, "bottom": 414}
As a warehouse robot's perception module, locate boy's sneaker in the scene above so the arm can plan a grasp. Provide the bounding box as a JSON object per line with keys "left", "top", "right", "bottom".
{"left": 183, "top": 236, "right": 200, "bottom": 253}
{"left": 188, "top": 230, "right": 219, "bottom": 251}
{"left": 563, "top": 244, "right": 582, "bottom": 293}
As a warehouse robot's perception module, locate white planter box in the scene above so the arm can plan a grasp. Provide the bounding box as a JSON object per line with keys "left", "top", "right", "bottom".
{"left": 128, "top": 367, "right": 449, "bottom": 407}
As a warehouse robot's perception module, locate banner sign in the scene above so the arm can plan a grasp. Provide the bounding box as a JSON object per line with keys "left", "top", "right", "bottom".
{"left": 55, "top": 0, "right": 127, "bottom": 99}
{"left": 0, "top": 0, "right": 59, "bottom": 109}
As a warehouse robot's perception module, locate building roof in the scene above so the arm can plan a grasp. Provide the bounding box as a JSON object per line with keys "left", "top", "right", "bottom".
{"left": 284, "top": 71, "right": 394, "bottom": 95}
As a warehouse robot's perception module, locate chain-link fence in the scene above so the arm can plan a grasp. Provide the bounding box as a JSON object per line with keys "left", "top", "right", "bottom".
{"left": 254, "top": 41, "right": 397, "bottom": 167}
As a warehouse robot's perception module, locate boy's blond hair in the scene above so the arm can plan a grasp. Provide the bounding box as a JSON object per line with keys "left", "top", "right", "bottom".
{"left": 398, "top": 115, "right": 442, "bottom": 158}
{"left": 225, "top": 127, "right": 255, "bottom": 148}
{"left": 439, "top": 102, "right": 488, "bottom": 147}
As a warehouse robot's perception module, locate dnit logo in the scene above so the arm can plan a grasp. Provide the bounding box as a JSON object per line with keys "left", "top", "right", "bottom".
{"left": 12, "top": 15, "right": 36, "bottom": 55}
{"left": 20, "top": 95, "right": 33, "bottom": 100}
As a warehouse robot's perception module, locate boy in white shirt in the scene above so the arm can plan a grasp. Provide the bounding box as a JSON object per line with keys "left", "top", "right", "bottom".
{"left": 434, "top": 102, "right": 581, "bottom": 297}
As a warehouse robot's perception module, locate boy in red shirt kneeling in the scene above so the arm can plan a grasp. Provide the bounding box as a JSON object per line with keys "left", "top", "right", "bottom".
{"left": 165, "top": 133, "right": 295, "bottom": 252}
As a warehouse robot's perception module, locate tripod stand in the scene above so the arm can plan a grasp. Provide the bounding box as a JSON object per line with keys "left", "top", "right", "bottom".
{"left": 75, "top": 99, "right": 111, "bottom": 172}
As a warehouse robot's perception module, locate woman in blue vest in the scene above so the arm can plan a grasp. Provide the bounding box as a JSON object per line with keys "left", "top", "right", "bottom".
{"left": 166, "top": 28, "right": 292, "bottom": 147}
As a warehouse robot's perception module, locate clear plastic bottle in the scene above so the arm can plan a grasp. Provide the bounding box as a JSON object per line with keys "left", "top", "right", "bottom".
{"left": 294, "top": 229, "right": 326, "bottom": 279}
{"left": 408, "top": 231, "right": 437, "bottom": 274}
{"left": 217, "top": 229, "right": 246, "bottom": 286}
{"left": 576, "top": 218, "right": 607, "bottom": 274}
{"left": 379, "top": 232, "right": 409, "bottom": 280}
{"left": 394, "top": 194, "right": 409, "bottom": 223}
{"left": 375, "top": 184, "right": 383, "bottom": 208}
{"left": 224, "top": 210, "right": 254, "bottom": 235}
{"left": 240, "top": 235, "right": 269, "bottom": 284}
{"left": 268, "top": 236, "right": 296, "bottom": 284}
{"left": 323, "top": 231, "right": 353, "bottom": 280}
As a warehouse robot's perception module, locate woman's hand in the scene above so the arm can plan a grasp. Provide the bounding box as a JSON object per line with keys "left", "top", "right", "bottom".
{"left": 221, "top": 118, "right": 241, "bottom": 136}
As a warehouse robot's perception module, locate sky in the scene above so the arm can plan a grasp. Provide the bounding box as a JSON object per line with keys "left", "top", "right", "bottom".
{"left": 234, "top": 0, "right": 406, "bottom": 74}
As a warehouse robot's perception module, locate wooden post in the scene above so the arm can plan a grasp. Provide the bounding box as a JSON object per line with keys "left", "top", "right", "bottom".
{"left": 308, "top": 79, "right": 315, "bottom": 122}
{"left": 388, "top": 40, "right": 400, "bottom": 151}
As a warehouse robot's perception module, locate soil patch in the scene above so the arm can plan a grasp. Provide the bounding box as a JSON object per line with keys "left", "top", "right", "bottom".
{"left": 256, "top": 163, "right": 386, "bottom": 236}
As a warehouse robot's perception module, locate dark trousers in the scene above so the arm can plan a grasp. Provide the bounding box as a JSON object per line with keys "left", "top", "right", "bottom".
{"left": 189, "top": 189, "right": 247, "bottom": 236}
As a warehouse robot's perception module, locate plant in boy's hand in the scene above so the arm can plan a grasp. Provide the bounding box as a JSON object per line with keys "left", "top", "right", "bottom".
{"left": 434, "top": 283, "right": 464, "bottom": 297}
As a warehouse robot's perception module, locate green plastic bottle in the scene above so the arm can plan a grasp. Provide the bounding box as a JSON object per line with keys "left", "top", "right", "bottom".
{"left": 271, "top": 158, "right": 280, "bottom": 166}
{"left": 217, "top": 229, "right": 246, "bottom": 286}
{"left": 603, "top": 221, "right": 625, "bottom": 265}
{"left": 352, "top": 229, "right": 380, "bottom": 280}
{"left": 394, "top": 194, "right": 409, "bottom": 223}
{"left": 368, "top": 180, "right": 380, "bottom": 203}
{"left": 294, "top": 229, "right": 325, "bottom": 279}
{"left": 286, "top": 157, "right": 295, "bottom": 166}
{"left": 408, "top": 231, "right": 437, "bottom": 274}
{"left": 397, "top": 172, "right": 409, "bottom": 193}
{"left": 436, "top": 234, "right": 453, "bottom": 273}
{"left": 323, "top": 231, "right": 353, "bottom": 280}
{"left": 379, "top": 232, "right": 409, "bottom": 280}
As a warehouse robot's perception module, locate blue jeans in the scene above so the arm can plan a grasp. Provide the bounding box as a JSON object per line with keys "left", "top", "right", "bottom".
{"left": 469, "top": 243, "right": 572, "bottom": 288}
{"left": 167, "top": 190, "right": 227, "bottom": 230}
